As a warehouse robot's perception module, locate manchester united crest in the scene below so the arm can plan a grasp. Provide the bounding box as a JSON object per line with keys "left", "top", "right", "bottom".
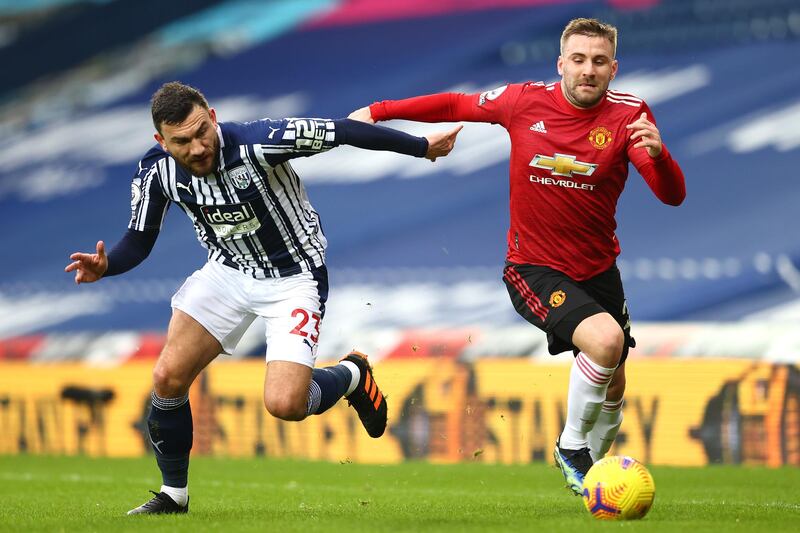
{"left": 588, "top": 126, "right": 613, "bottom": 150}
{"left": 549, "top": 290, "right": 566, "bottom": 308}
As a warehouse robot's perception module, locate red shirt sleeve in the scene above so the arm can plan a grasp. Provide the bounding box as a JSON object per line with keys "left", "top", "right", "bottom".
{"left": 369, "top": 84, "right": 524, "bottom": 128}
{"left": 627, "top": 103, "right": 686, "bottom": 206}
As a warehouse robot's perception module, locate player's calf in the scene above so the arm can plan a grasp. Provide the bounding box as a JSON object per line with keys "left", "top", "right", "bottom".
{"left": 264, "top": 359, "right": 361, "bottom": 421}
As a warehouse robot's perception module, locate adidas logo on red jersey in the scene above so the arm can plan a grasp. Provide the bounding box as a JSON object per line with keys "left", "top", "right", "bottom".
{"left": 529, "top": 120, "right": 547, "bottom": 134}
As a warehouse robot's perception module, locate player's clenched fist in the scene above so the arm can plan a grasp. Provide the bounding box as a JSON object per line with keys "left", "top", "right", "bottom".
{"left": 65, "top": 240, "right": 108, "bottom": 284}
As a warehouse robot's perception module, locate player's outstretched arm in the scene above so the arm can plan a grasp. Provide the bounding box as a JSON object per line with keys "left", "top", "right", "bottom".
{"left": 335, "top": 119, "right": 462, "bottom": 161}
{"left": 65, "top": 229, "right": 159, "bottom": 284}
{"left": 65, "top": 240, "right": 108, "bottom": 284}
{"left": 357, "top": 91, "right": 503, "bottom": 125}
{"left": 334, "top": 119, "right": 462, "bottom": 161}
{"left": 424, "top": 125, "right": 463, "bottom": 162}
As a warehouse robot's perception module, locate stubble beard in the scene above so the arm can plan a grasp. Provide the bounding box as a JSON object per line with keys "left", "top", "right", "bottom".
{"left": 186, "top": 137, "right": 220, "bottom": 176}
{"left": 565, "top": 79, "right": 606, "bottom": 109}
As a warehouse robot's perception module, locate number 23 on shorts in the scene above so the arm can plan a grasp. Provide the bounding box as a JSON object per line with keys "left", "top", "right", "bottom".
{"left": 290, "top": 308, "right": 321, "bottom": 343}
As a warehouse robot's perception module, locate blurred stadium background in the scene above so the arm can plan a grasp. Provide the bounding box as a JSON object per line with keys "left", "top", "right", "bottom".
{"left": 0, "top": 0, "right": 798, "bottom": 468}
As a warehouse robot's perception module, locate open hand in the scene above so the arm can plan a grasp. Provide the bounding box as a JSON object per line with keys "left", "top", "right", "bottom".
{"left": 64, "top": 240, "right": 108, "bottom": 284}
{"left": 626, "top": 112, "right": 662, "bottom": 158}
{"left": 424, "top": 125, "right": 463, "bottom": 161}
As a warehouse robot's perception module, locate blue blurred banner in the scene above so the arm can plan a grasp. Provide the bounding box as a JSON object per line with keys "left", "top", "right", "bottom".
{"left": 1, "top": 1, "right": 798, "bottom": 336}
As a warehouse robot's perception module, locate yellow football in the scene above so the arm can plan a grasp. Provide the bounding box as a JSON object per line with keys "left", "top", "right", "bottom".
{"left": 581, "top": 455, "right": 655, "bottom": 520}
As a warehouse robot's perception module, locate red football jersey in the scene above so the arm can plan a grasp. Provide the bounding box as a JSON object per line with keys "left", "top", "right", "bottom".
{"left": 370, "top": 82, "right": 685, "bottom": 281}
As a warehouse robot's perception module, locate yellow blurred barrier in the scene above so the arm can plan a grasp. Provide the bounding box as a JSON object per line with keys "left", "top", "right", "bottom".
{"left": 1, "top": 359, "right": 798, "bottom": 466}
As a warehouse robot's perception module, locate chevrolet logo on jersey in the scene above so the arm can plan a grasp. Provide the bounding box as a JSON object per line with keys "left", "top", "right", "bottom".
{"left": 529, "top": 153, "right": 597, "bottom": 178}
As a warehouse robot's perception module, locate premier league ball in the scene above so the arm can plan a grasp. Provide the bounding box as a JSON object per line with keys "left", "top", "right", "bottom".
{"left": 581, "top": 455, "right": 655, "bottom": 520}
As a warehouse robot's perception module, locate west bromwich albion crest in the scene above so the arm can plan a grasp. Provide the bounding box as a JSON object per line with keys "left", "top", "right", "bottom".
{"left": 227, "top": 166, "right": 252, "bottom": 189}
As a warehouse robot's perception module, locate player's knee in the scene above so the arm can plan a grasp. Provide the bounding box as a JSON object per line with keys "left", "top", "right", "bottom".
{"left": 264, "top": 394, "right": 306, "bottom": 421}
{"left": 589, "top": 328, "right": 624, "bottom": 368}
{"left": 152, "top": 363, "right": 190, "bottom": 398}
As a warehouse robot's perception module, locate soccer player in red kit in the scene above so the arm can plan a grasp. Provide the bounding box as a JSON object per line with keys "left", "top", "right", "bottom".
{"left": 349, "top": 18, "right": 685, "bottom": 495}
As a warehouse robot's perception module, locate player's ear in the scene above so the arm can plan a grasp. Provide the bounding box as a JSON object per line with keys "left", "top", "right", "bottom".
{"left": 557, "top": 56, "right": 564, "bottom": 76}
{"left": 610, "top": 59, "right": 619, "bottom": 81}
{"left": 154, "top": 132, "right": 168, "bottom": 152}
{"left": 209, "top": 107, "right": 217, "bottom": 125}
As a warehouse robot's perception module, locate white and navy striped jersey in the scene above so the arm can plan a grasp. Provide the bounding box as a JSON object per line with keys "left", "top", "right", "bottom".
{"left": 128, "top": 118, "right": 338, "bottom": 278}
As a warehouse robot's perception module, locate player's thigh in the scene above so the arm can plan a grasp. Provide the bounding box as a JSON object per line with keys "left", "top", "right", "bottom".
{"left": 257, "top": 267, "right": 328, "bottom": 369}
{"left": 503, "top": 263, "right": 604, "bottom": 355}
{"left": 263, "top": 360, "right": 313, "bottom": 415}
{"left": 154, "top": 309, "right": 225, "bottom": 395}
{"left": 158, "top": 263, "right": 254, "bottom": 394}
{"left": 171, "top": 262, "right": 256, "bottom": 355}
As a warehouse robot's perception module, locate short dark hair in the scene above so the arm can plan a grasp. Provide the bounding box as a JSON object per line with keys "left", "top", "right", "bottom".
{"left": 151, "top": 81, "right": 209, "bottom": 133}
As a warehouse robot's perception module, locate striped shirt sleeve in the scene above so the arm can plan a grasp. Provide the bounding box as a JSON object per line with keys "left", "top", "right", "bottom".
{"left": 237, "top": 118, "right": 338, "bottom": 166}
{"left": 242, "top": 117, "right": 427, "bottom": 165}
{"left": 128, "top": 157, "right": 170, "bottom": 231}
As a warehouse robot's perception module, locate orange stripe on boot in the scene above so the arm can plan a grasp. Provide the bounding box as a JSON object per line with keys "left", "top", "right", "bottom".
{"left": 364, "top": 370, "right": 373, "bottom": 395}
{"left": 368, "top": 380, "right": 377, "bottom": 401}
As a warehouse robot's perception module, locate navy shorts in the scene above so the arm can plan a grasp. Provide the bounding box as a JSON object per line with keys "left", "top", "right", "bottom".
{"left": 503, "top": 262, "right": 634, "bottom": 364}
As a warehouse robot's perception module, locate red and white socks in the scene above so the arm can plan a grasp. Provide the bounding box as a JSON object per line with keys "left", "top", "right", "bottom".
{"left": 589, "top": 398, "right": 624, "bottom": 461}
{"left": 558, "top": 352, "right": 615, "bottom": 450}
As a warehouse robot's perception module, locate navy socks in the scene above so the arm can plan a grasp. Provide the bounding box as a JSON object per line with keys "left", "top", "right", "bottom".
{"left": 148, "top": 392, "right": 192, "bottom": 488}
{"left": 306, "top": 365, "right": 352, "bottom": 415}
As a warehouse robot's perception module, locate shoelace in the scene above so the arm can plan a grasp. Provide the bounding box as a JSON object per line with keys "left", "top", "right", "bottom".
{"left": 142, "top": 491, "right": 168, "bottom": 509}
{"left": 564, "top": 449, "right": 593, "bottom": 473}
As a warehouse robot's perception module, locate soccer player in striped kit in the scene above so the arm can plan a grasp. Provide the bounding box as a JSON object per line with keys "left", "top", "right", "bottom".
{"left": 350, "top": 18, "right": 685, "bottom": 495}
{"left": 65, "top": 82, "right": 462, "bottom": 514}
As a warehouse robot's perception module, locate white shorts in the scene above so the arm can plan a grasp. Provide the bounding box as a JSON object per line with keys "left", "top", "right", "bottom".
{"left": 171, "top": 261, "right": 328, "bottom": 367}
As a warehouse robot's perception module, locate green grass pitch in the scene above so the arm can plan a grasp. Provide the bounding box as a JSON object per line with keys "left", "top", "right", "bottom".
{"left": 1, "top": 455, "right": 798, "bottom": 532}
